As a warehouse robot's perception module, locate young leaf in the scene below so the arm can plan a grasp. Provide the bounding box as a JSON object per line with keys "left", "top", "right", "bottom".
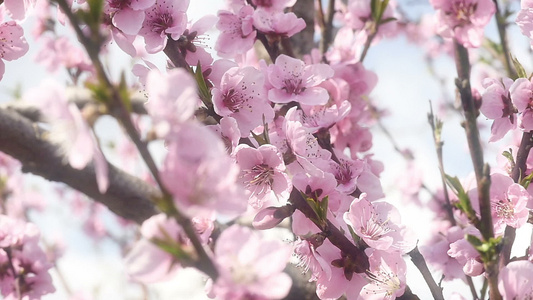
{"left": 511, "top": 54, "right": 528, "bottom": 79}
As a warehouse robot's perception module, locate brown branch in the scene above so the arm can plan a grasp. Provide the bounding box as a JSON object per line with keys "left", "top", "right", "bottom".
{"left": 289, "top": 0, "right": 315, "bottom": 58}
{"left": 0, "top": 107, "right": 159, "bottom": 224}
{"left": 454, "top": 41, "right": 501, "bottom": 300}
{"left": 408, "top": 246, "right": 444, "bottom": 300}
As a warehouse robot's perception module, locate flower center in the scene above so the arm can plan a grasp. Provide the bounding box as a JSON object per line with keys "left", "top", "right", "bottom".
{"left": 449, "top": 1, "right": 476, "bottom": 27}
{"left": 243, "top": 164, "right": 274, "bottom": 190}
{"left": 254, "top": 0, "right": 273, "bottom": 7}
{"left": 222, "top": 89, "right": 247, "bottom": 113}
{"left": 493, "top": 199, "right": 515, "bottom": 220}
{"left": 282, "top": 78, "right": 306, "bottom": 95}
{"left": 365, "top": 268, "right": 401, "bottom": 297}
{"left": 335, "top": 160, "right": 354, "bottom": 185}
{"left": 151, "top": 12, "right": 173, "bottom": 34}
{"left": 361, "top": 216, "right": 392, "bottom": 240}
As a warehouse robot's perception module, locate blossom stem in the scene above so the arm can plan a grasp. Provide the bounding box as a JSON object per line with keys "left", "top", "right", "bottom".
{"left": 428, "top": 103, "right": 456, "bottom": 226}
{"left": 500, "top": 131, "right": 533, "bottom": 266}
{"left": 257, "top": 32, "right": 280, "bottom": 61}
{"left": 407, "top": 246, "right": 444, "bottom": 300}
{"left": 163, "top": 38, "right": 192, "bottom": 71}
{"left": 492, "top": 0, "right": 517, "bottom": 79}
{"left": 454, "top": 40, "right": 501, "bottom": 300}
{"left": 289, "top": 189, "right": 370, "bottom": 273}
{"left": 317, "top": 0, "right": 335, "bottom": 54}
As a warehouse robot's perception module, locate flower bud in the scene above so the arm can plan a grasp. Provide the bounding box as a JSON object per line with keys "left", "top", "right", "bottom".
{"left": 252, "top": 205, "right": 294, "bottom": 230}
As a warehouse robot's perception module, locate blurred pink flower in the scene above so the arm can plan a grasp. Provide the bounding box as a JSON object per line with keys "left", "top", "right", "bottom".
{"left": 252, "top": 9, "right": 305, "bottom": 37}
{"left": 145, "top": 68, "right": 199, "bottom": 137}
{"left": 208, "top": 225, "right": 292, "bottom": 300}
{"left": 498, "top": 260, "right": 533, "bottom": 299}
{"left": 481, "top": 77, "right": 517, "bottom": 141}
{"left": 161, "top": 122, "right": 247, "bottom": 218}
{"left": 105, "top": 0, "right": 156, "bottom": 35}
{"left": 431, "top": 0, "right": 495, "bottom": 48}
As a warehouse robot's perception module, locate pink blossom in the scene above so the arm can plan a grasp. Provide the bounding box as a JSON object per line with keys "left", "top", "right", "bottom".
{"left": 267, "top": 54, "right": 334, "bottom": 105}
{"left": 251, "top": 0, "right": 296, "bottom": 12}
{"left": 316, "top": 149, "right": 363, "bottom": 194}
{"left": 509, "top": 77, "right": 533, "bottom": 131}
{"left": 34, "top": 35, "right": 93, "bottom": 74}
{"left": 161, "top": 122, "right": 247, "bottom": 218}
{"left": 235, "top": 144, "right": 291, "bottom": 209}
{"left": 0, "top": 215, "right": 55, "bottom": 299}
{"left": 489, "top": 173, "right": 531, "bottom": 232}
{"left": 212, "top": 66, "right": 274, "bottom": 137}
{"left": 125, "top": 213, "right": 214, "bottom": 283}
{"left": 4, "top": 0, "right": 36, "bottom": 20}
{"left": 215, "top": 5, "right": 256, "bottom": 58}
{"left": 180, "top": 15, "right": 217, "bottom": 67}
{"left": 208, "top": 116, "right": 241, "bottom": 154}
{"left": 0, "top": 21, "right": 29, "bottom": 81}
{"left": 293, "top": 238, "right": 333, "bottom": 282}
{"left": 361, "top": 250, "right": 406, "bottom": 299}
{"left": 25, "top": 80, "right": 109, "bottom": 193}
{"left": 344, "top": 193, "right": 412, "bottom": 253}
{"left": 431, "top": 0, "right": 495, "bottom": 48}
{"left": 252, "top": 9, "right": 305, "bottom": 38}
{"left": 498, "top": 260, "right": 533, "bottom": 299}
{"left": 145, "top": 68, "right": 199, "bottom": 137}
{"left": 480, "top": 77, "right": 517, "bottom": 141}
{"left": 419, "top": 225, "right": 466, "bottom": 281}
{"left": 105, "top": 0, "right": 156, "bottom": 35}
{"left": 344, "top": 0, "right": 398, "bottom": 44}
{"left": 208, "top": 225, "right": 292, "bottom": 300}
{"left": 298, "top": 100, "right": 352, "bottom": 133}
{"left": 517, "top": 2, "right": 533, "bottom": 49}
{"left": 283, "top": 108, "right": 332, "bottom": 168}
{"left": 139, "top": 0, "right": 189, "bottom": 53}
{"left": 447, "top": 226, "right": 484, "bottom": 276}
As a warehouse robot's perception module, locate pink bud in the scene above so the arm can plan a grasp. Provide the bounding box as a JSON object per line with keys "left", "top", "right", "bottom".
{"left": 253, "top": 205, "right": 294, "bottom": 230}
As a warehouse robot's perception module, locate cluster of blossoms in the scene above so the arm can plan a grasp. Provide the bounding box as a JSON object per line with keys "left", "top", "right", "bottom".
{"left": 3, "top": 0, "right": 533, "bottom": 299}
{"left": 0, "top": 215, "right": 55, "bottom": 299}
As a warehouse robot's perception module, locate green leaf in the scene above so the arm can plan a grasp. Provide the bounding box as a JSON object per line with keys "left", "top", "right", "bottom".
{"left": 86, "top": 80, "right": 112, "bottom": 104}
{"left": 379, "top": 17, "right": 397, "bottom": 25}
{"left": 511, "top": 54, "right": 528, "bottom": 78}
{"left": 118, "top": 71, "right": 132, "bottom": 112}
{"left": 444, "top": 174, "right": 476, "bottom": 218}
{"left": 370, "top": 0, "right": 379, "bottom": 21}
{"left": 251, "top": 131, "right": 267, "bottom": 146}
{"left": 521, "top": 171, "right": 533, "bottom": 189}
{"left": 502, "top": 149, "right": 515, "bottom": 170}
{"left": 318, "top": 195, "right": 329, "bottom": 221}
{"left": 194, "top": 62, "right": 213, "bottom": 108}
{"left": 466, "top": 234, "right": 483, "bottom": 248}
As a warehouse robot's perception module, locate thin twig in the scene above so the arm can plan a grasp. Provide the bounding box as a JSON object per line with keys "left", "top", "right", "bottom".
{"left": 408, "top": 246, "right": 444, "bottom": 300}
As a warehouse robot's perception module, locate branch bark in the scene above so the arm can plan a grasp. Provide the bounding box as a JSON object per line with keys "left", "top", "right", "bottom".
{"left": 0, "top": 107, "right": 159, "bottom": 224}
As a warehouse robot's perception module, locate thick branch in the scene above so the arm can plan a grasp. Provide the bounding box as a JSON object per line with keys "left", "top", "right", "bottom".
{"left": 0, "top": 107, "right": 159, "bottom": 224}
{"left": 289, "top": 0, "right": 315, "bottom": 58}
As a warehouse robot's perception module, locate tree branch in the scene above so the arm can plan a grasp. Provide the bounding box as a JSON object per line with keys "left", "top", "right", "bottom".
{"left": 0, "top": 107, "right": 159, "bottom": 224}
